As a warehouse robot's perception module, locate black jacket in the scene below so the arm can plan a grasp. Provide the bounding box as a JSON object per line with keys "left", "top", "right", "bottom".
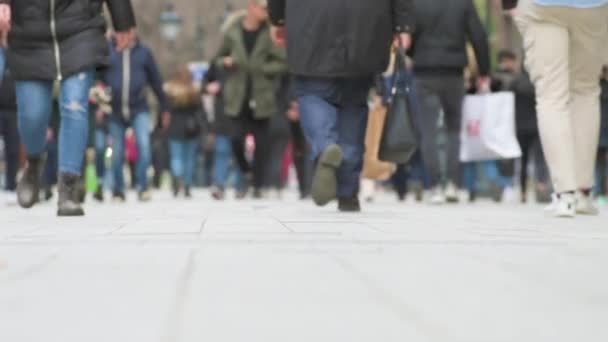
{"left": 410, "top": 0, "right": 490, "bottom": 76}
{"left": 503, "top": 0, "right": 518, "bottom": 9}
{"left": 269, "top": 0, "right": 414, "bottom": 78}
{"left": 2, "top": 0, "right": 136, "bottom": 81}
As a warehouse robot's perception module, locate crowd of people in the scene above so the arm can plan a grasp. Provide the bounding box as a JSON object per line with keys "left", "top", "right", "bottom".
{"left": 0, "top": 0, "right": 606, "bottom": 218}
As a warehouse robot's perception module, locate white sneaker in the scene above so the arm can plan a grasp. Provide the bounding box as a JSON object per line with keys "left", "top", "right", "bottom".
{"left": 576, "top": 192, "right": 599, "bottom": 216}
{"left": 502, "top": 186, "right": 517, "bottom": 204}
{"left": 552, "top": 193, "right": 576, "bottom": 218}
{"left": 445, "top": 182, "right": 459, "bottom": 203}
{"left": 544, "top": 193, "right": 558, "bottom": 213}
{"left": 429, "top": 186, "right": 446, "bottom": 205}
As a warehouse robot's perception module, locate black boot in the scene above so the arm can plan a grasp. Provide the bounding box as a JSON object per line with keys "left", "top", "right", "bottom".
{"left": 57, "top": 173, "right": 85, "bottom": 217}
{"left": 93, "top": 186, "right": 104, "bottom": 202}
{"left": 17, "top": 154, "right": 46, "bottom": 209}
{"left": 338, "top": 197, "right": 361, "bottom": 213}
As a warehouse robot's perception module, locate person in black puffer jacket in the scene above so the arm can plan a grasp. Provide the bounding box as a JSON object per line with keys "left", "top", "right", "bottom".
{"left": 164, "top": 67, "right": 204, "bottom": 199}
{"left": 269, "top": 0, "right": 414, "bottom": 212}
{"left": 409, "top": 0, "right": 490, "bottom": 205}
{"left": 0, "top": 0, "right": 136, "bottom": 217}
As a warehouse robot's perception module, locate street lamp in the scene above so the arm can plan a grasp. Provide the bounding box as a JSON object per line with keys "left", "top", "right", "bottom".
{"left": 159, "top": 2, "right": 183, "bottom": 43}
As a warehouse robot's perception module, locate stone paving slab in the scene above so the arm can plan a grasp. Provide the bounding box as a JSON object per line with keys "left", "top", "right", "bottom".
{"left": 0, "top": 190, "right": 607, "bottom": 342}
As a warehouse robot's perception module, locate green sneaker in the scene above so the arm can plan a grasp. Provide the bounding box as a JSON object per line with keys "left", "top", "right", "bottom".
{"left": 311, "top": 144, "right": 343, "bottom": 207}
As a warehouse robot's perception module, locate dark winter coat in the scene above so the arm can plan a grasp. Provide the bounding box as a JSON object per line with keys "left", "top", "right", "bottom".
{"left": 503, "top": 0, "right": 519, "bottom": 9}
{"left": 2, "top": 0, "right": 135, "bottom": 81}
{"left": 216, "top": 20, "right": 287, "bottom": 119}
{"left": 165, "top": 81, "right": 204, "bottom": 140}
{"left": 104, "top": 41, "right": 168, "bottom": 122}
{"left": 268, "top": 0, "right": 414, "bottom": 78}
{"left": 410, "top": 0, "right": 490, "bottom": 77}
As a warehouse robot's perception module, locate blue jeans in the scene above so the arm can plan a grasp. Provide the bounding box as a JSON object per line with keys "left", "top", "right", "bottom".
{"left": 94, "top": 128, "right": 107, "bottom": 185}
{"left": 16, "top": 70, "right": 94, "bottom": 175}
{"left": 463, "top": 161, "right": 513, "bottom": 193}
{"left": 213, "top": 134, "right": 242, "bottom": 190}
{"left": 109, "top": 114, "right": 151, "bottom": 193}
{"left": 169, "top": 138, "right": 198, "bottom": 187}
{"left": 294, "top": 76, "right": 371, "bottom": 198}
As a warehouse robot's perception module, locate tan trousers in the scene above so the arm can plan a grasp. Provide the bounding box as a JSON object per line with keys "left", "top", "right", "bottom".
{"left": 515, "top": 1, "right": 608, "bottom": 193}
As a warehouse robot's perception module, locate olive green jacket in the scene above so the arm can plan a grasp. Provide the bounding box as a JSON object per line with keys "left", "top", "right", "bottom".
{"left": 216, "top": 21, "right": 287, "bottom": 119}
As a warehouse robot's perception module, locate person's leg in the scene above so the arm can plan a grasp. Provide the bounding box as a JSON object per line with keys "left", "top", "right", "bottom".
{"left": 58, "top": 70, "right": 94, "bottom": 176}
{"left": 439, "top": 75, "right": 465, "bottom": 188}
{"left": 109, "top": 119, "right": 126, "bottom": 195}
{"left": 132, "top": 113, "right": 152, "bottom": 193}
{"left": 15, "top": 80, "right": 53, "bottom": 207}
{"left": 229, "top": 118, "right": 251, "bottom": 176}
{"left": 3, "top": 112, "right": 20, "bottom": 191}
{"left": 596, "top": 147, "right": 607, "bottom": 197}
{"left": 518, "top": 133, "right": 532, "bottom": 199}
{"left": 251, "top": 119, "right": 271, "bottom": 193}
{"left": 294, "top": 76, "right": 341, "bottom": 206}
{"left": 94, "top": 129, "right": 106, "bottom": 182}
{"left": 415, "top": 77, "right": 443, "bottom": 188}
{"left": 516, "top": 4, "right": 574, "bottom": 194}
{"left": 391, "top": 164, "right": 408, "bottom": 200}
{"left": 168, "top": 139, "right": 184, "bottom": 181}
{"left": 335, "top": 77, "right": 371, "bottom": 202}
{"left": 183, "top": 139, "right": 198, "bottom": 189}
{"left": 56, "top": 70, "right": 94, "bottom": 215}
{"left": 290, "top": 121, "right": 311, "bottom": 198}
{"left": 569, "top": 7, "right": 607, "bottom": 193}
{"left": 213, "top": 135, "right": 232, "bottom": 189}
{"left": 16, "top": 81, "right": 53, "bottom": 157}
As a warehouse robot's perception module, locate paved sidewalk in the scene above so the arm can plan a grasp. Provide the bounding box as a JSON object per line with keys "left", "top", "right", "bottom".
{"left": 1, "top": 190, "right": 607, "bottom": 342}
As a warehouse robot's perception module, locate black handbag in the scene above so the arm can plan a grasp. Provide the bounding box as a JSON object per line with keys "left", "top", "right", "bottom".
{"left": 378, "top": 49, "right": 419, "bottom": 164}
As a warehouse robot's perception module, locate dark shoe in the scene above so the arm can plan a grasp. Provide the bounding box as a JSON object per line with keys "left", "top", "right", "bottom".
{"left": 93, "top": 186, "right": 104, "bottom": 202}
{"left": 172, "top": 177, "right": 182, "bottom": 197}
{"left": 184, "top": 186, "right": 192, "bottom": 199}
{"left": 338, "top": 197, "right": 361, "bottom": 213}
{"left": 17, "top": 154, "right": 46, "bottom": 209}
{"left": 57, "top": 173, "right": 85, "bottom": 217}
{"left": 312, "top": 144, "right": 343, "bottom": 207}
{"left": 411, "top": 181, "right": 424, "bottom": 202}
{"left": 211, "top": 186, "right": 225, "bottom": 200}
{"left": 112, "top": 191, "right": 126, "bottom": 203}
{"left": 253, "top": 188, "right": 264, "bottom": 199}
{"left": 44, "top": 187, "right": 54, "bottom": 202}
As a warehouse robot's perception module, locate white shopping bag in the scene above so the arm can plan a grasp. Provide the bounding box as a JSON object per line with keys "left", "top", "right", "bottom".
{"left": 460, "top": 92, "right": 522, "bottom": 162}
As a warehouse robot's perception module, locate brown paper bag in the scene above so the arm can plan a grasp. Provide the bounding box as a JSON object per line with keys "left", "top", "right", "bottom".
{"left": 362, "top": 104, "right": 396, "bottom": 180}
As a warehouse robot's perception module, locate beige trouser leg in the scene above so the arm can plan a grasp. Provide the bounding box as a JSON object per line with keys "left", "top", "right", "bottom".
{"left": 515, "top": 1, "right": 608, "bottom": 193}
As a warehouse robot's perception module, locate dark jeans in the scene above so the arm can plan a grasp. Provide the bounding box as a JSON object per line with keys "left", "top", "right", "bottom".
{"left": 290, "top": 120, "right": 312, "bottom": 197}
{"left": 597, "top": 147, "right": 607, "bottom": 196}
{"left": 517, "top": 131, "right": 549, "bottom": 194}
{"left": 294, "top": 76, "right": 371, "bottom": 198}
{"left": 0, "top": 111, "right": 19, "bottom": 191}
{"left": 94, "top": 128, "right": 107, "bottom": 185}
{"left": 391, "top": 151, "right": 431, "bottom": 197}
{"left": 229, "top": 114, "right": 270, "bottom": 190}
{"left": 416, "top": 74, "right": 465, "bottom": 187}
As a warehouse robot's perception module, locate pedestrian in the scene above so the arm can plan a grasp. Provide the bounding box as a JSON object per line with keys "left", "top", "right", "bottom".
{"left": 409, "top": 0, "right": 491, "bottom": 205}
{"left": 90, "top": 80, "right": 112, "bottom": 202}
{"left": 217, "top": 0, "right": 288, "bottom": 199}
{"left": 269, "top": 0, "right": 414, "bottom": 212}
{"left": 0, "top": 0, "right": 136, "bottom": 216}
{"left": 203, "top": 62, "right": 244, "bottom": 200}
{"left": 508, "top": 0, "right": 608, "bottom": 217}
{"left": 492, "top": 50, "right": 519, "bottom": 92}
{"left": 511, "top": 68, "right": 551, "bottom": 203}
{"left": 164, "top": 67, "right": 204, "bottom": 198}
{"left": 0, "top": 65, "right": 18, "bottom": 193}
{"left": 104, "top": 29, "right": 169, "bottom": 203}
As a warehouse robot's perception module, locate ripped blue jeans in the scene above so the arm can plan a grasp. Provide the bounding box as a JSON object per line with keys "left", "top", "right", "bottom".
{"left": 16, "top": 70, "right": 94, "bottom": 175}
